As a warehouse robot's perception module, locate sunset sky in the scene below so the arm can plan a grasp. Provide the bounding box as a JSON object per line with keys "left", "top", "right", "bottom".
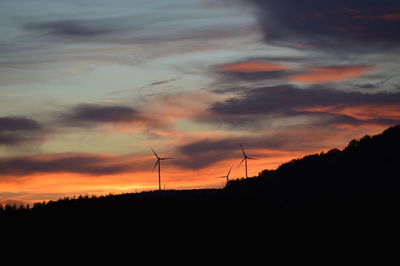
{"left": 1, "top": 0, "right": 400, "bottom": 204}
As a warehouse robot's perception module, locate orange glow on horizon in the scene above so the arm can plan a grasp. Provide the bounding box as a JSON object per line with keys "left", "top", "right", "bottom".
{"left": 0, "top": 149, "right": 304, "bottom": 204}
{"left": 0, "top": 125, "right": 393, "bottom": 205}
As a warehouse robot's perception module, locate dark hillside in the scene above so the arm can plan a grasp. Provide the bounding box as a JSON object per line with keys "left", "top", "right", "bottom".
{"left": 226, "top": 125, "right": 400, "bottom": 208}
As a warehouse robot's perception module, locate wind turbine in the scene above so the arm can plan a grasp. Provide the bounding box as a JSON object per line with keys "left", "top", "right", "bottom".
{"left": 151, "top": 147, "right": 172, "bottom": 191}
{"left": 217, "top": 165, "right": 233, "bottom": 186}
{"left": 238, "top": 144, "right": 255, "bottom": 178}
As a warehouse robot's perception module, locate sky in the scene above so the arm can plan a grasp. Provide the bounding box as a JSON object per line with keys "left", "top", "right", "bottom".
{"left": 1, "top": 0, "right": 400, "bottom": 204}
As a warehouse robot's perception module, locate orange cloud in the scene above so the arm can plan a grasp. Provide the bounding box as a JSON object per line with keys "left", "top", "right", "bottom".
{"left": 299, "top": 104, "right": 400, "bottom": 121}
{"left": 219, "top": 61, "right": 292, "bottom": 73}
{"left": 288, "top": 65, "right": 374, "bottom": 83}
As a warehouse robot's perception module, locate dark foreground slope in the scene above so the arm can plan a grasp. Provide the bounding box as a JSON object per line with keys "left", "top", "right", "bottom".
{"left": 1, "top": 125, "right": 400, "bottom": 232}
{"left": 226, "top": 124, "right": 400, "bottom": 208}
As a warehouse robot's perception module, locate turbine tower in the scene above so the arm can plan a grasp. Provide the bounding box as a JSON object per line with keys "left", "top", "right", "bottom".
{"left": 151, "top": 147, "right": 172, "bottom": 191}
{"left": 238, "top": 144, "right": 255, "bottom": 178}
{"left": 217, "top": 165, "right": 233, "bottom": 186}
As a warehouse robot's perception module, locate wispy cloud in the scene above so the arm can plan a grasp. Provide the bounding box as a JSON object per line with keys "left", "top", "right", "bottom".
{"left": 95, "top": 99, "right": 133, "bottom": 104}
{"left": 24, "top": 19, "right": 120, "bottom": 39}
{"left": 288, "top": 65, "right": 374, "bottom": 83}
{"left": 146, "top": 77, "right": 181, "bottom": 87}
{"left": 110, "top": 77, "right": 181, "bottom": 96}
{"left": 22, "top": 12, "right": 255, "bottom": 45}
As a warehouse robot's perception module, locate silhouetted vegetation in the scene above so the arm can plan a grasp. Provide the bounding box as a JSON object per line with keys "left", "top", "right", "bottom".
{"left": 1, "top": 125, "right": 400, "bottom": 231}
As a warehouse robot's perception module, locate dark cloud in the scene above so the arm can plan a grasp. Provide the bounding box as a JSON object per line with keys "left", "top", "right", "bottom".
{"left": 0, "top": 117, "right": 41, "bottom": 131}
{"left": 247, "top": 0, "right": 400, "bottom": 50}
{"left": 210, "top": 85, "right": 400, "bottom": 116}
{"left": 25, "top": 20, "right": 118, "bottom": 38}
{"left": 60, "top": 104, "right": 146, "bottom": 126}
{"left": 357, "top": 83, "right": 377, "bottom": 90}
{"left": 201, "top": 85, "right": 400, "bottom": 129}
{"left": 210, "top": 86, "right": 246, "bottom": 95}
{"left": 147, "top": 77, "right": 181, "bottom": 87}
{"left": 0, "top": 117, "right": 45, "bottom": 146}
{"left": 0, "top": 153, "right": 138, "bottom": 177}
{"left": 323, "top": 113, "right": 398, "bottom": 128}
{"left": 175, "top": 138, "right": 242, "bottom": 169}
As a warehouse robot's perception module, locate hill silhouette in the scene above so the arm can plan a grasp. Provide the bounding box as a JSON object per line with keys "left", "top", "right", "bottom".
{"left": 1, "top": 124, "right": 400, "bottom": 232}
{"left": 226, "top": 124, "right": 400, "bottom": 208}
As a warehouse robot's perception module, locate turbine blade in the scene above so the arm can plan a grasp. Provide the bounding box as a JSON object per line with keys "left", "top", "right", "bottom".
{"left": 160, "top": 157, "right": 173, "bottom": 160}
{"left": 150, "top": 147, "right": 160, "bottom": 159}
{"left": 238, "top": 158, "right": 245, "bottom": 168}
{"left": 240, "top": 144, "right": 247, "bottom": 157}
{"left": 248, "top": 157, "right": 257, "bottom": 160}
{"left": 227, "top": 165, "right": 233, "bottom": 177}
{"left": 152, "top": 160, "right": 159, "bottom": 172}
